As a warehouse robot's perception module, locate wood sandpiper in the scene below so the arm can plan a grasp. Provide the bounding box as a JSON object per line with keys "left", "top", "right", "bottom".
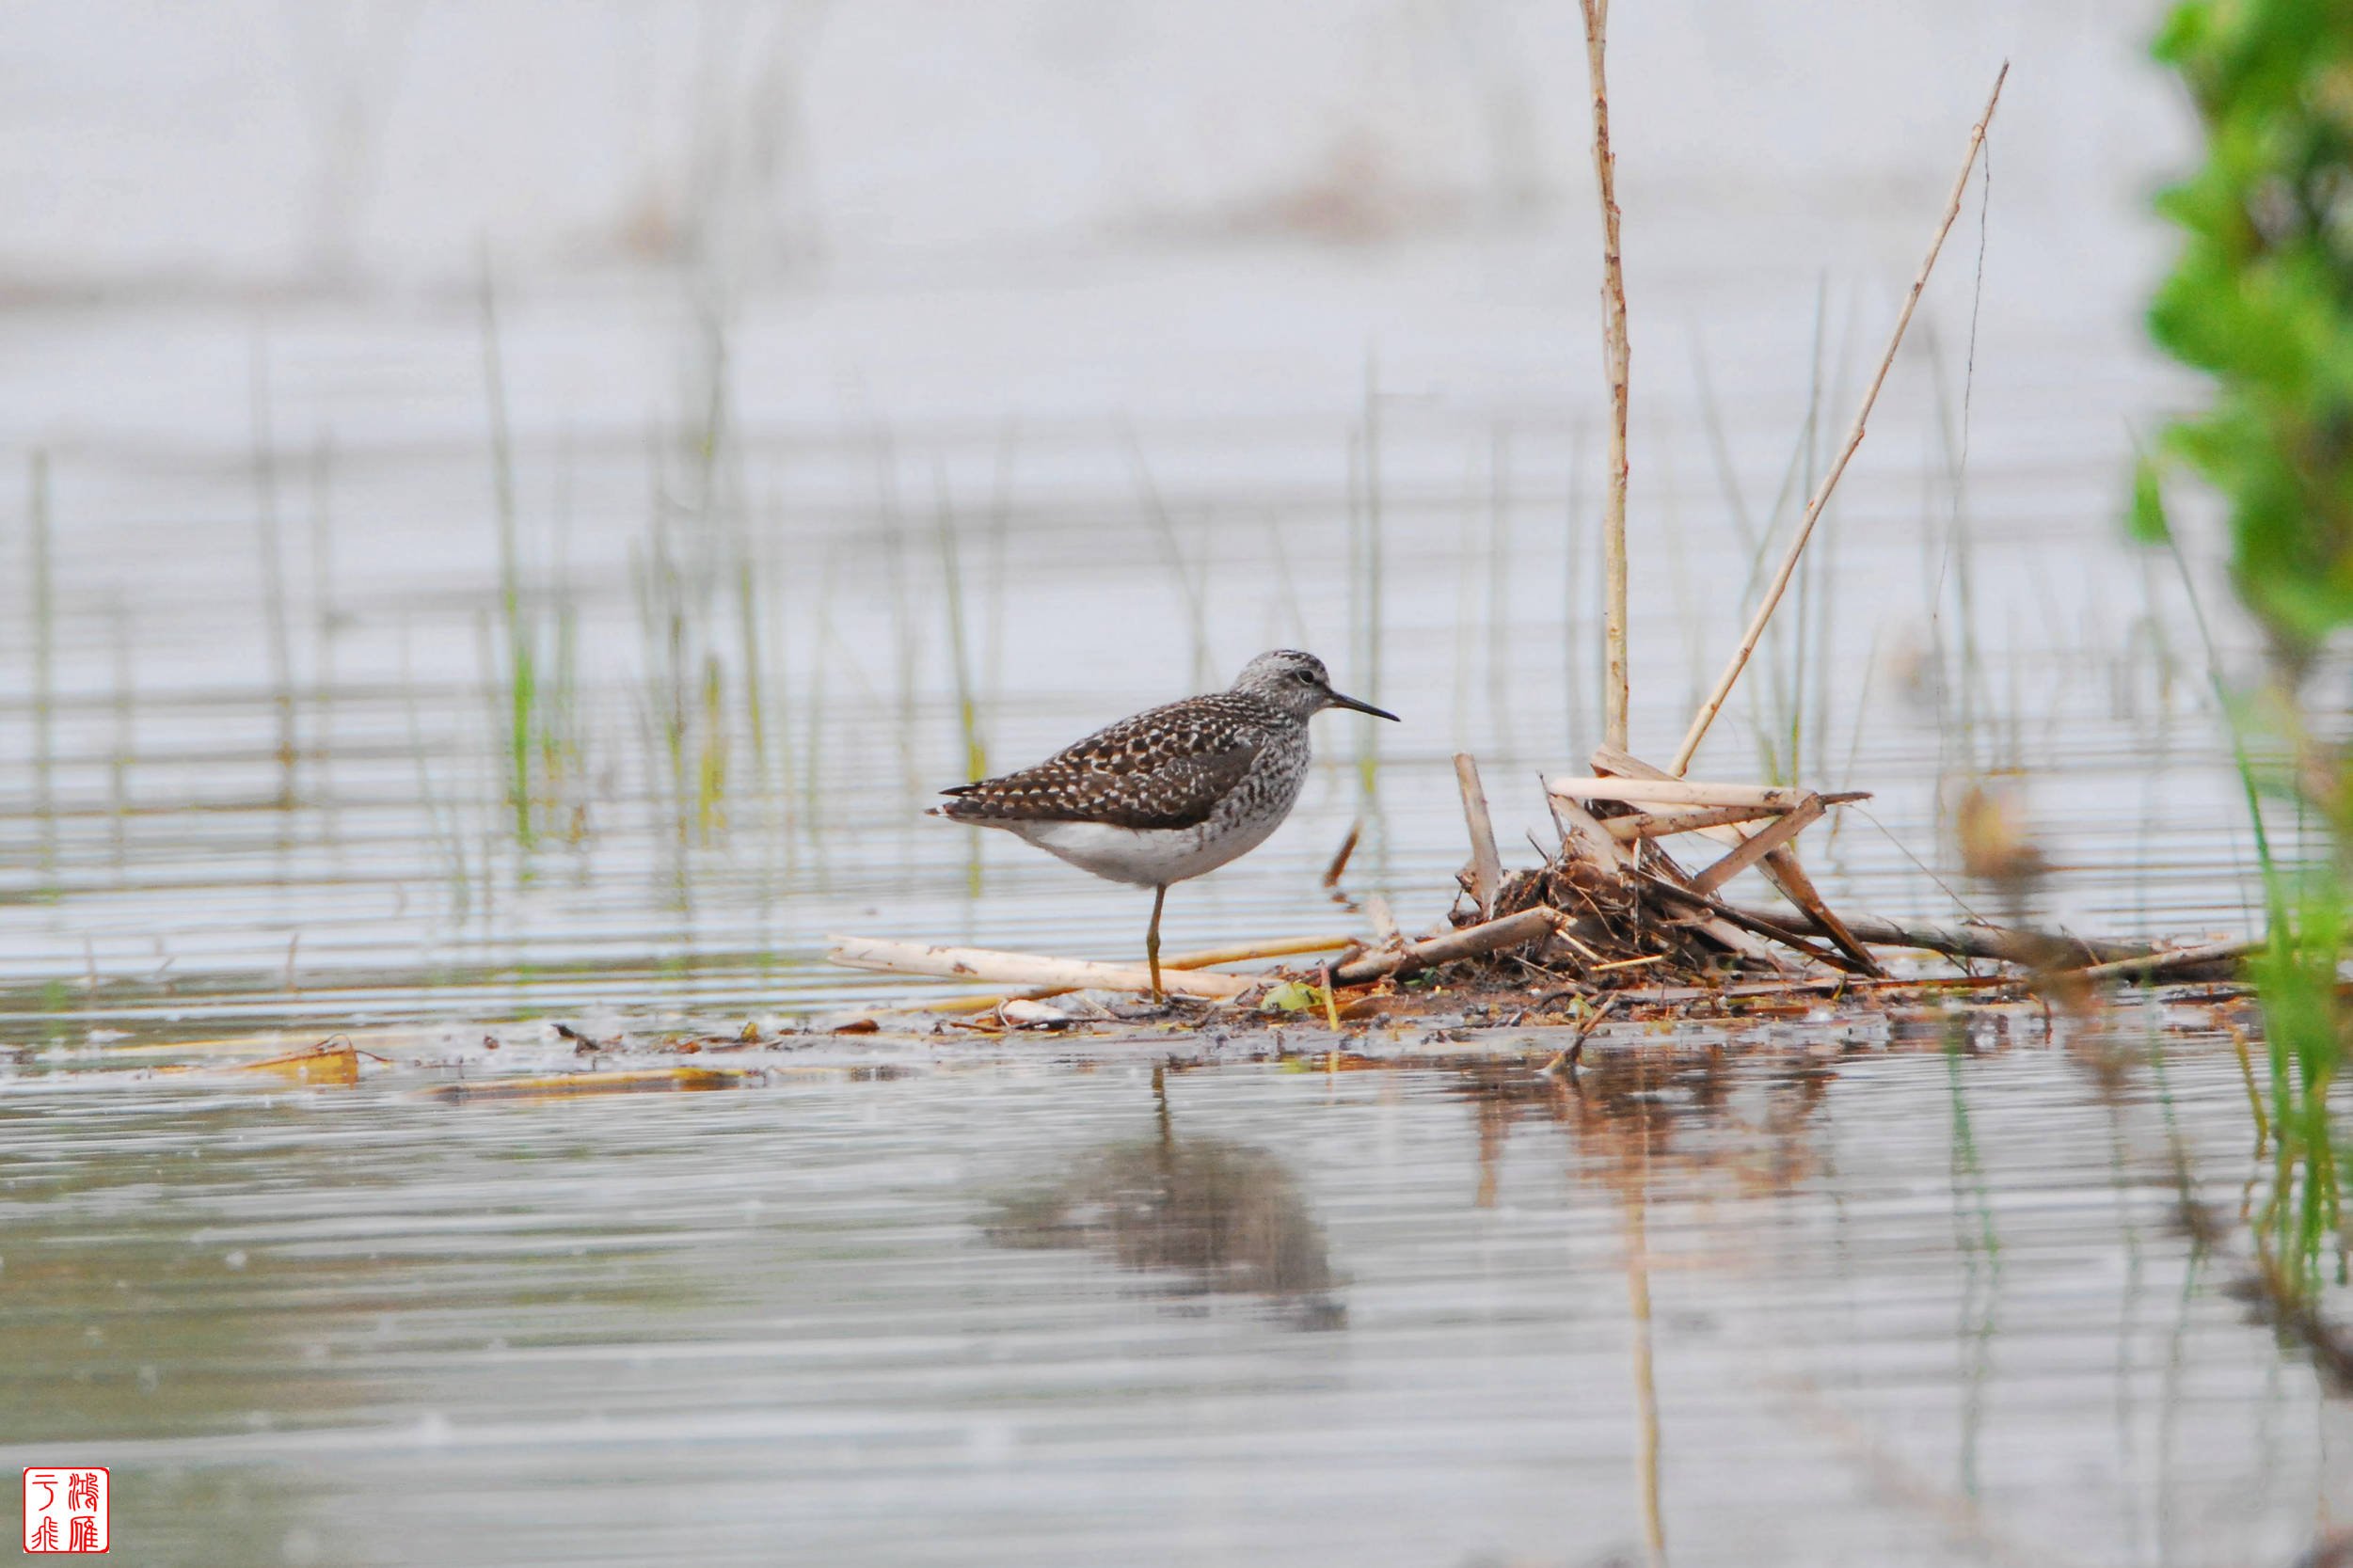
{"left": 931, "top": 650, "right": 1399, "bottom": 999}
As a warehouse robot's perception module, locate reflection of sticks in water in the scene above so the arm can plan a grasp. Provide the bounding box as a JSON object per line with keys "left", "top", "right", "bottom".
{"left": 1765, "top": 1369, "right": 2076, "bottom": 1568}
{"left": 1625, "top": 1180, "right": 1667, "bottom": 1568}
{"left": 2175, "top": 1196, "right": 2353, "bottom": 1392}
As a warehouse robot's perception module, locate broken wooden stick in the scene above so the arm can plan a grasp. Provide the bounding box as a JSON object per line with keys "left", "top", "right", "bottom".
{"left": 1669, "top": 62, "right": 2010, "bottom": 776}
{"left": 1550, "top": 787, "right": 1632, "bottom": 871}
{"left": 828, "top": 937, "right": 1258, "bottom": 999}
{"left": 1549, "top": 776, "right": 1839, "bottom": 811}
{"left": 1332, "top": 906, "right": 1563, "bottom": 986}
{"left": 925, "top": 933, "right": 1367, "bottom": 1012}
{"left": 1161, "top": 933, "right": 1367, "bottom": 969}
{"left": 1690, "top": 794, "right": 1826, "bottom": 895}
{"left": 1455, "top": 753, "right": 1504, "bottom": 920}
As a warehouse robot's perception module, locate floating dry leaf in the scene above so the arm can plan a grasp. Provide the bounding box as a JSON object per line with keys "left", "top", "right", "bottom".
{"left": 427, "top": 1068, "right": 739, "bottom": 1103}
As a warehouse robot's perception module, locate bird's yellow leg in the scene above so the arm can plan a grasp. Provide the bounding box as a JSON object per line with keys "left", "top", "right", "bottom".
{"left": 1147, "top": 885, "right": 1168, "bottom": 1003}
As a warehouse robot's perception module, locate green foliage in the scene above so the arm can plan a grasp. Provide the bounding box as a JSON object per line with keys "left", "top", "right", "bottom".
{"left": 2130, "top": 451, "right": 2174, "bottom": 545}
{"left": 2249, "top": 875, "right": 2346, "bottom": 1298}
{"left": 2146, "top": 0, "right": 2353, "bottom": 1303}
{"left": 2148, "top": 0, "right": 2353, "bottom": 672}
{"left": 1261, "top": 980, "right": 1324, "bottom": 1014}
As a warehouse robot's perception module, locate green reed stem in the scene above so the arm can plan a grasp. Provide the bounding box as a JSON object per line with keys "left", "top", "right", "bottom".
{"left": 251, "top": 338, "right": 297, "bottom": 812}
{"left": 29, "top": 451, "right": 55, "bottom": 888}
{"left": 478, "top": 255, "right": 535, "bottom": 848}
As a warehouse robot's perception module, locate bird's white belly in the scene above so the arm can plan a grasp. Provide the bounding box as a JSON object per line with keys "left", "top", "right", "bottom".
{"left": 1006, "top": 812, "right": 1286, "bottom": 888}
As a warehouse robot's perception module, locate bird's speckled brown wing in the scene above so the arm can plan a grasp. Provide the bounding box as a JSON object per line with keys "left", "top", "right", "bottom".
{"left": 935, "top": 695, "right": 1264, "bottom": 831}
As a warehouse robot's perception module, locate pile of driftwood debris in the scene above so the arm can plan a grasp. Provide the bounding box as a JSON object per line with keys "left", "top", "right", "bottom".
{"left": 1434, "top": 746, "right": 2248, "bottom": 997}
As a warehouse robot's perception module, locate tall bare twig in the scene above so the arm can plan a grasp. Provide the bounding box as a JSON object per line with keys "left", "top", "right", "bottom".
{"left": 1670, "top": 62, "right": 2010, "bottom": 776}
{"left": 1579, "top": 0, "right": 1630, "bottom": 750}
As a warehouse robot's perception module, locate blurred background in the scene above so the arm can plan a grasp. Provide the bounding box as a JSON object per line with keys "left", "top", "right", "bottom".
{"left": 0, "top": 0, "right": 2258, "bottom": 1037}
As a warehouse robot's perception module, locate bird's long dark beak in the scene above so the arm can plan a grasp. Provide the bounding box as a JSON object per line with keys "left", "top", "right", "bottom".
{"left": 1326, "top": 689, "right": 1400, "bottom": 722}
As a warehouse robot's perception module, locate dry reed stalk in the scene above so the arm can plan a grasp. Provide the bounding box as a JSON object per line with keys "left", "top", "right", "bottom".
{"left": 1169, "top": 934, "right": 1366, "bottom": 968}
{"left": 826, "top": 938, "right": 1256, "bottom": 1000}
{"left": 1331, "top": 906, "right": 1563, "bottom": 986}
{"left": 1579, "top": 0, "right": 1630, "bottom": 749}
{"left": 1748, "top": 847, "right": 1882, "bottom": 974}
{"left": 1669, "top": 63, "right": 2010, "bottom": 776}
{"left": 1630, "top": 868, "right": 1866, "bottom": 974}
{"left": 1690, "top": 794, "right": 1824, "bottom": 895}
{"left": 1723, "top": 905, "right": 2151, "bottom": 969}
{"left": 1604, "top": 802, "right": 1807, "bottom": 842}
{"left": 1550, "top": 776, "right": 1831, "bottom": 811}
{"left": 2062, "top": 938, "right": 2257, "bottom": 983}
{"left": 1321, "top": 823, "right": 1360, "bottom": 892}
{"left": 1455, "top": 753, "right": 1504, "bottom": 918}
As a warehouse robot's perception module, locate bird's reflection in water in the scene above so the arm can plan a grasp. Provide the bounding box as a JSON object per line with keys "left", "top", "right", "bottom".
{"left": 988, "top": 1069, "right": 1343, "bottom": 1327}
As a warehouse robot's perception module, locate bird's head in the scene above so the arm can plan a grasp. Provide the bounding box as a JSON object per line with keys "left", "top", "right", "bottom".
{"left": 1231, "top": 650, "right": 1400, "bottom": 723}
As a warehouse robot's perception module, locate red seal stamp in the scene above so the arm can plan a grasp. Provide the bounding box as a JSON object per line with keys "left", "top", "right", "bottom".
{"left": 22, "top": 1468, "right": 107, "bottom": 1554}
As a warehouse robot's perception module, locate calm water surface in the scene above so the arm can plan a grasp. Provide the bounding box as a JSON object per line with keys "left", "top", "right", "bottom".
{"left": 4, "top": 1020, "right": 2344, "bottom": 1566}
